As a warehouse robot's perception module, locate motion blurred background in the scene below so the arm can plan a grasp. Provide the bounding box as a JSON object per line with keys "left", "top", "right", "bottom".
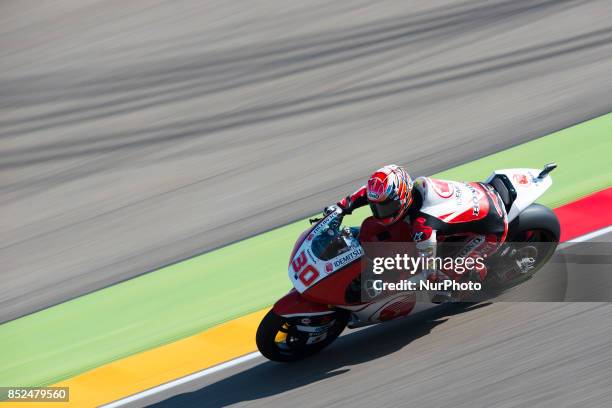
{"left": 2, "top": 1, "right": 612, "bottom": 406}
{"left": 3, "top": 0, "right": 612, "bottom": 323}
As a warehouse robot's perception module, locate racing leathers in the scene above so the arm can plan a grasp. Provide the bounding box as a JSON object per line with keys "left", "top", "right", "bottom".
{"left": 337, "top": 176, "right": 509, "bottom": 283}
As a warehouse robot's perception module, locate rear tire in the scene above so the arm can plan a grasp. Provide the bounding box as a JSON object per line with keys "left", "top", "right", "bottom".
{"left": 487, "top": 204, "right": 560, "bottom": 290}
{"left": 256, "top": 309, "right": 348, "bottom": 362}
{"left": 507, "top": 203, "right": 561, "bottom": 242}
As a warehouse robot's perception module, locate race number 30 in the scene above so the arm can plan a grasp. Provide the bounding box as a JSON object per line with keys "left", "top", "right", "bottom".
{"left": 292, "top": 251, "right": 319, "bottom": 286}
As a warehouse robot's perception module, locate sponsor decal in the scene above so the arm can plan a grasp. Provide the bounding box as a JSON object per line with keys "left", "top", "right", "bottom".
{"left": 528, "top": 171, "right": 543, "bottom": 184}
{"left": 458, "top": 235, "right": 484, "bottom": 258}
{"left": 513, "top": 173, "right": 530, "bottom": 185}
{"left": 310, "top": 214, "right": 333, "bottom": 236}
{"left": 466, "top": 183, "right": 480, "bottom": 216}
{"left": 455, "top": 186, "right": 463, "bottom": 204}
{"left": 367, "top": 191, "right": 380, "bottom": 200}
{"left": 431, "top": 179, "right": 454, "bottom": 198}
{"left": 325, "top": 262, "right": 333, "bottom": 273}
{"left": 331, "top": 248, "right": 363, "bottom": 270}
{"left": 367, "top": 176, "right": 386, "bottom": 200}
{"left": 413, "top": 231, "right": 424, "bottom": 242}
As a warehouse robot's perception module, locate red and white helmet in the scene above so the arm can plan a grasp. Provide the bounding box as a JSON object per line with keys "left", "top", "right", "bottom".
{"left": 366, "top": 164, "right": 413, "bottom": 225}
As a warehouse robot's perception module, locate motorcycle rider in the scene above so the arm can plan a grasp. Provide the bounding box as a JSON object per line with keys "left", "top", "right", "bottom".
{"left": 326, "top": 164, "right": 508, "bottom": 292}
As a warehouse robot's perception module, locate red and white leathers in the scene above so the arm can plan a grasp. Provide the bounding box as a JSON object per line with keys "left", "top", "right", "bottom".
{"left": 338, "top": 176, "right": 509, "bottom": 281}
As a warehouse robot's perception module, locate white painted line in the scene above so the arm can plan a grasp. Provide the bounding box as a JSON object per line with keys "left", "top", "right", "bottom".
{"left": 102, "top": 351, "right": 262, "bottom": 407}
{"left": 102, "top": 224, "right": 611, "bottom": 407}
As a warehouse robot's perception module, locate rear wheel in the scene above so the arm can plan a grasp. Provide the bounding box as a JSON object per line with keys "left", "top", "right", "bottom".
{"left": 487, "top": 204, "right": 560, "bottom": 290}
{"left": 256, "top": 309, "right": 348, "bottom": 362}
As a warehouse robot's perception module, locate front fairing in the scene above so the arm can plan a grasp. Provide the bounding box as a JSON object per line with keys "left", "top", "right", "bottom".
{"left": 288, "top": 209, "right": 363, "bottom": 294}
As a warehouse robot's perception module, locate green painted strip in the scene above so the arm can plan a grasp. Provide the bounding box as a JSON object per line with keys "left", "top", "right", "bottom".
{"left": 1, "top": 114, "right": 611, "bottom": 387}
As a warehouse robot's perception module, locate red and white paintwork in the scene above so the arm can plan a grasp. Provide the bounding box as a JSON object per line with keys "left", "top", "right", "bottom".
{"left": 275, "top": 168, "right": 611, "bottom": 325}
{"left": 485, "top": 168, "right": 553, "bottom": 221}
{"left": 288, "top": 210, "right": 364, "bottom": 294}
{"left": 414, "top": 177, "right": 492, "bottom": 223}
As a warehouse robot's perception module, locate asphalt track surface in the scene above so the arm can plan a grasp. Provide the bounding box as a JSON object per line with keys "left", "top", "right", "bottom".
{"left": 138, "top": 231, "right": 612, "bottom": 408}
{"left": 2, "top": 1, "right": 612, "bottom": 322}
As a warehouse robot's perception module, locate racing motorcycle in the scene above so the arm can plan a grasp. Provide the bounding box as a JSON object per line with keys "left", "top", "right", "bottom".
{"left": 256, "top": 164, "right": 560, "bottom": 362}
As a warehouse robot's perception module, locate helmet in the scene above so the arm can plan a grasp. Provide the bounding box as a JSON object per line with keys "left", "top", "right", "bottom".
{"left": 366, "top": 164, "right": 413, "bottom": 225}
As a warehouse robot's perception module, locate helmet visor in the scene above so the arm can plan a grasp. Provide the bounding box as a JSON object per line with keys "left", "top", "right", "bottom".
{"left": 370, "top": 199, "right": 401, "bottom": 220}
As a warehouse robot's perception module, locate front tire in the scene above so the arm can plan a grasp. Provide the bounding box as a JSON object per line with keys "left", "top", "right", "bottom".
{"left": 256, "top": 309, "right": 348, "bottom": 362}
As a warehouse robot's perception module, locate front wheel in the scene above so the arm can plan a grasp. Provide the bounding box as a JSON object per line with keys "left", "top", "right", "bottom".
{"left": 256, "top": 309, "right": 348, "bottom": 362}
